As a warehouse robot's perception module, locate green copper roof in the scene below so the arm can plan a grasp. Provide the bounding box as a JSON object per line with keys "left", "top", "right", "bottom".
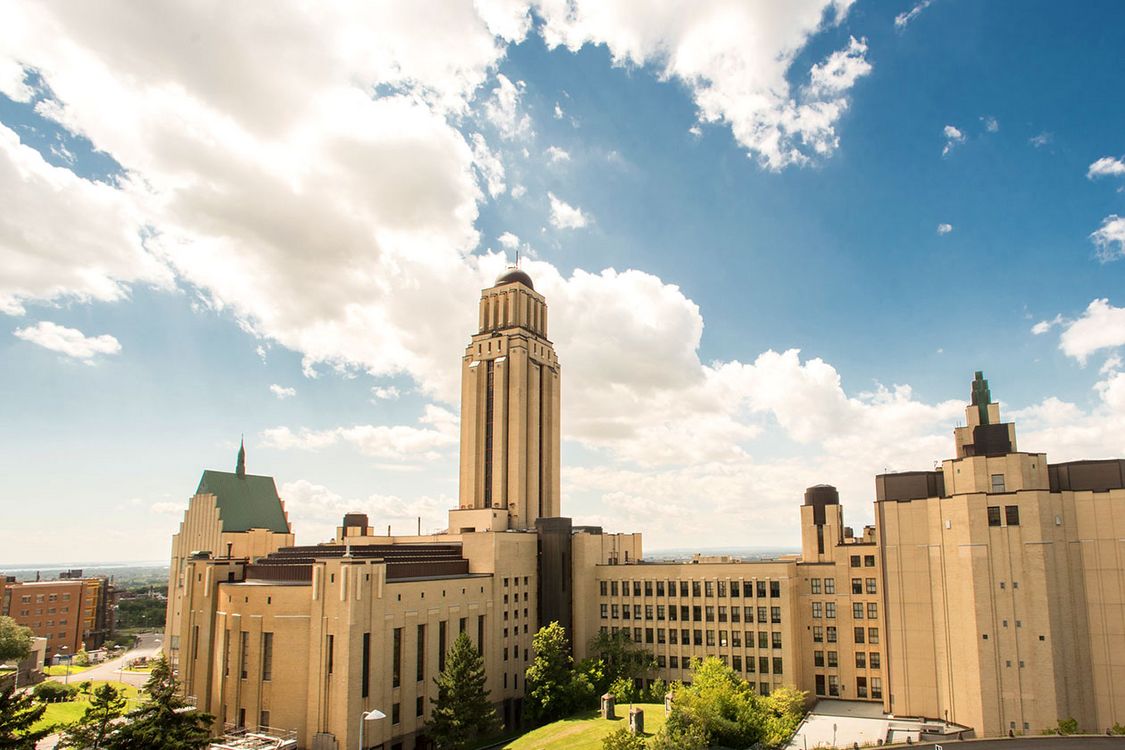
{"left": 195, "top": 470, "right": 290, "bottom": 534}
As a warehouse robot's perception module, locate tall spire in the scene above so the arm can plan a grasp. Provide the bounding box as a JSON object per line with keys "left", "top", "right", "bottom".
{"left": 236, "top": 436, "right": 246, "bottom": 478}
{"left": 970, "top": 371, "right": 992, "bottom": 425}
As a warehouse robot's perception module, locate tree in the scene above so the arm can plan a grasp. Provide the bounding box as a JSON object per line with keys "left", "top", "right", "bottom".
{"left": 669, "top": 657, "right": 764, "bottom": 749}
{"left": 103, "top": 655, "right": 213, "bottom": 750}
{"left": 58, "top": 683, "right": 128, "bottom": 749}
{"left": 760, "top": 685, "right": 807, "bottom": 747}
{"left": 601, "top": 725, "right": 646, "bottom": 750}
{"left": 587, "top": 630, "right": 655, "bottom": 694}
{"left": 0, "top": 685, "right": 49, "bottom": 750}
{"left": 648, "top": 712, "right": 709, "bottom": 750}
{"left": 525, "top": 622, "right": 591, "bottom": 723}
{"left": 0, "top": 617, "right": 33, "bottom": 665}
{"left": 427, "top": 632, "right": 500, "bottom": 750}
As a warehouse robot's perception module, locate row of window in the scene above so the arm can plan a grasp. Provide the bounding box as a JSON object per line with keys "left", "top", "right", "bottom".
{"left": 815, "top": 674, "right": 882, "bottom": 699}
{"left": 813, "top": 650, "right": 881, "bottom": 669}
{"left": 811, "top": 626, "right": 880, "bottom": 644}
{"left": 656, "top": 653, "right": 784, "bottom": 676}
{"left": 811, "top": 602, "right": 879, "bottom": 619}
{"left": 17, "top": 593, "right": 75, "bottom": 603}
{"left": 604, "top": 625, "right": 781, "bottom": 649}
{"left": 600, "top": 603, "right": 782, "bottom": 624}
{"left": 987, "top": 505, "right": 1020, "bottom": 527}
{"left": 599, "top": 579, "right": 782, "bottom": 599}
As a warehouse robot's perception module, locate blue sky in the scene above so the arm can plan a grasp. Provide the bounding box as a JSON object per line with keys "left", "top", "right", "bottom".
{"left": 2, "top": 0, "right": 1125, "bottom": 564}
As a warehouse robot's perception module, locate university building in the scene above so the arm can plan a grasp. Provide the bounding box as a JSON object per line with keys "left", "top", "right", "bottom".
{"left": 164, "top": 270, "right": 1125, "bottom": 748}
{"left": 1, "top": 572, "right": 114, "bottom": 658}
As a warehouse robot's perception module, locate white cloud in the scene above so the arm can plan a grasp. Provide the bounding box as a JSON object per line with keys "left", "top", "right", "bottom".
{"left": 13, "top": 321, "right": 121, "bottom": 361}
{"left": 895, "top": 0, "right": 934, "bottom": 29}
{"left": 545, "top": 145, "right": 571, "bottom": 163}
{"left": 536, "top": 0, "right": 870, "bottom": 170}
{"left": 547, "top": 192, "right": 589, "bottom": 229}
{"left": 510, "top": 184, "right": 527, "bottom": 199}
{"left": 689, "top": 124, "right": 703, "bottom": 138}
{"left": 937, "top": 223, "right": 953, "bottom": 235}
{"left": 497, "top": 232, "right": 520, "bottom": 250}
{"left": 470, "top": 133, "right": 506, "bottom": 198}
{"left": 1010, "top": 369, "right": 1125, "bottom": 463}
{"left": 554, "top": 102, "right": 565, "bottom": 119}
{"left": 280, "top": 478, "right": 453, "bottom": 543}
{"left": 942, "top": 125, "right": 965, "bottom": 156}
{"left": 261, "top": 405, "right": 458, "bottom": 461}
{"left": 483, "top": 74, "right": 532, "bottom": 140}
{"left": 150, "top": 501, "right": 184, "bottom": 515}
{"left": 1088, "top": 156, "right": 1125, "bottom": 179}
{"left": 981, "top": 115, "right": 999, "bottom": 133}
{"left": 1091, "top": 215, "right": 1125, "bottom": 262}
{"left": 1029, "top": 132, "right": 1052, "bottom": 148}
{"left": 371, "top": 385, "right": 401, "bottom": 400}
{"left": 1056, "top": 299, "right": 1125, "bottom": 364}
{"left": 1031, "top": 314, "right": 1063, "bottom": 335}
{"left": 269, "top": 384, "right": 296, "bottom": 400}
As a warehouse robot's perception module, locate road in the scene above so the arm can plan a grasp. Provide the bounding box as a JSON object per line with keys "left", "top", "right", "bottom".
{"left": 49, "top": 632, "right": 164, "bottom": 689}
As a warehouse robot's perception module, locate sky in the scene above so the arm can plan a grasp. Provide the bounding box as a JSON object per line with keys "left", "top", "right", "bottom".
{"left": 2, "top": 0, "right": 1125, "bottom": 564}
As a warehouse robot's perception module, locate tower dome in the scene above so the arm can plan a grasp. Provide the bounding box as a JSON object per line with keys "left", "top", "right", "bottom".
{"left": 495, "top": 267, "right": 534, "bottom": 291}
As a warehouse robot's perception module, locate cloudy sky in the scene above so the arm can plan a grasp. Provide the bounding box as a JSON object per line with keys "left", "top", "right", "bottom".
{"left": 2, "top": 0, "right": 1125, "bottom": 564}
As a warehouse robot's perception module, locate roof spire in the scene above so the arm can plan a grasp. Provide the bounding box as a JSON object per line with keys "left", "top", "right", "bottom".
{"left": 236, "top": 435, "right": 246, "bottom": 478}
{"left": 970, "top": 371, "right": 991, "bottom": 425}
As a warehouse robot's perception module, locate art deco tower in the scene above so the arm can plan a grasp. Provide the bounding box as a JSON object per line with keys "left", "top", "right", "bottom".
{"left": 458, "top": 267, "right": 561, "bottom": 529}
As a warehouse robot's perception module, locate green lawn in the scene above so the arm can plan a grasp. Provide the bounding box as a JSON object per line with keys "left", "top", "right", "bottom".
{"left": 501, "top": 703, "right": 667, "bottom": 750}
{"left": 43, "top": 664, "right": 93, "bottom": 676}
{"left": 32, "top": 681, "right": 142, "bottom": 732}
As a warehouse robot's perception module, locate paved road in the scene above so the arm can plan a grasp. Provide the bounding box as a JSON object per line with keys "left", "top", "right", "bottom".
{"left": 49, "top": 632, "right": 163, "bottom": 689}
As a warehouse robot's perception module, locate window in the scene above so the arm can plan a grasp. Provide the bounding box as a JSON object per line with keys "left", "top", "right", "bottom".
{"left": 827, "top": 626, "right": 837, "bottom": 643}
{"left": 600, "top": 581, "right": 608, "bottom": 596}
{"left": 812, "top": 602, "right": 823, "bottom": 619}
{"left": 758, "top": 631, "right": 769, "bottom": 649}
{"left": 857, "top": 676, "right": 868, "bottom": 698}
{"left": 827, "top": 650, "right": 838, "bottom": 667}
{"left": 393, "top": 627, "right": 402, "bottom": 687}
{"left": 646, "top": 628, "right": 654, "bottom": 644}
{"left": 611, "top": 604, "right": 619, "bottom": 619}
{"left": 731, "top": 581, "right": 740, "bottom": 598}
{"left": 438, "top": 621, "right": 447, "bottom": 673}
{"left": 706, "top": 630, "right": 715, "bottom": 647}
{"left": 850, "top": 555, "right": 860, "bottom": 567}
{"left": 633, "top": 582, "right": 641, "bottom": 596}
{"left": 657, "top": 581, "right": 665, "bottom": 596}
{"left": 623, "top": 606, "right": 630, "bottom": 620}
{"left": 416, "top": 695, "right": 424, "bottom": 717}
{"left": 853, "top": 603, "right": 864, "bottom": 619}
{"left": 361, "top": 633, "right": 370, "bottom": 697}
{"left": 692, "top": 606, "right": 702, "bottom": 621}
{"left": 742, "top": 581, "right": 753, "bottom": 597}
{"left": 326, "top": 634, "right": 335, "bottom": 674}
{"left": 867, "top": 602, "right": 878, "bottom": 619}
{"left": 670, "top": 656, "right": 679, "bottom": 669}
{"left": 757, "top": 581, "right": 767, "bottom": 598}
{"left": 646, "top": 605, "right": 654, "bottom": 620}
{"left": 681, "top": 581, "right": 689, "bottom": 597}
{"left": 813, "top": 626, "right": 823, "bottom": 643}
{"left": 811, "top": 578, "right": 822, "bottom": 594}
{"left": 870, "top": 652, "right": 881, "bottom": 669}
{"left": 991, "top": 474, "right": 1005, "bottom": 493}
{"left": 824, "top": 578, "right": 835, "bottom": 594}
{"left": 239, "top": 631, "right": 249, "bottom": 679}
{"left": 692, "top": 581, "right": 701, "bottom": 597}
{"left": 1005, "top": 505, "right": 1020, "bottom": 526}
{"left": 732, "top": 631, "right": 741, "bottom": 647}
{"left": 771, "top": 607, "right": 781, "bottom": 624}
{"left": 418, "top": 625, "right": 427, "bottom": 681}
{"left": 772, "top": 632, "right": 782, "bottom": 649}
{"left": 392, "top": 703, "right": 400, "bottom": 725}
{"left": 670, "top": 606, "right": 678, "bottom": 621}
{"left": 868, "top": 628, "right": 879, "bottom": 644}
{"left": 669, "top": 629, "right": 678, "bottom": 644}
{"left": 645, "top": 580, "right": 653, "bottom": 596}
{"left": 705, "top": 581, "right": 714, "bottom": 597}
{"left": 814, "top": 650, "right": 824, "bottom": 667}
{"left": 733, "top": 655, "right": 741, "bottom": 671}
{"left": 718, "top": 581, "right": 727, "bottom": 597}
{"left": 759, "top": 656, "right": 770, "bottom": 674}
{"left": 773, "top": 657, "right": 783, "bottom": 674}
{"left": 854, "top": 627, "right": 865, "bottom": 644}
{"left": 855, "top": 652, "right": 866, "bottom": 669}
{"left": 694, "top": 629, "right": 703, "bottom": 645}
{"left": 658, "top": 628, "right": 666, "bottom": 644}
{"left": 601, "top": 604, "right": 608, "bottom": 619}
{"left": 682, "top": 628, "right": 690, "bottom": 644}
{"left": 770, "top": 581, "right": 780, "bottom": 598}
{"left": 815, "top": 674, "right": 826, "bottom": 695}
{"left": 758, "top": 606, "right": 768, "bottom": 623}
{"left": 657, "top": 605, "right": 666, "bottom": 620}
{"left": 261, "top": 632, "right": 273, "bottom": 681}
{"left": 864, "top": 555, "right": 875, "bottom": 567}
{"left": 745, "top": 606, "right": 754, "bottom": 622}
{"left": 706, "top": 606, "right": 715, "bottom": 622}
{"left": 611, "top": 581, "right": 618, "bottom": 596}
{"left": 825, "top": 602, "right": 836, "bottom": 619}
{"left": 871, "top": 677, "right": 882, "bottom": 699}
{"left": 987, "top": 506, "right": 1002, "bottom": 526}
{"left": 866, "top": 578, "right": 877, "bottom": 594}
{"left": 828, "top": 675, "right": 839, "bottom": 696}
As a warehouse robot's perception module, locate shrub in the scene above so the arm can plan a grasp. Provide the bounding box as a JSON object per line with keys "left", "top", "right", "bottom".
{"left": 1057, "top": 717, "right": 1079, "bottom": 735}
{"left": 602, "top": 725, "right": 647, "bottom": 750}
{"left": 33, "top": 681, "right": 77, "bottom": 702}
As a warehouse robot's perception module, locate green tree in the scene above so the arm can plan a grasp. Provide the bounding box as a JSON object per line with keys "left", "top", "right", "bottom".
{"left": 760, "top": 685, "right": 807, "bottom": 747}
{"left": 670, "top": 657, "right": 763, "bottom": 749}
{"left": 587, "top": 630, "right": 655, "bottom": 694}
{"left": 647, "top": 712, "right": 709, "bottom": 750}
{"left": 525, "top": 622, "right": 591, "bottom": 722}
{"left": 0, "top": 617, "right": 33, "bottom": 664}
{"left": 427, "top": 632, "right": 500, "bottom": 750}
{"left": 59, "top": 682, "right": 128, "bottom": 749}
{"left": 104, "top": 655, "right": 213, "bottom": 750}
{"left": 601, "top": 725, "right": 647, "bottom": 750}
{"left": 0, "top": 685, "right": 49, "bottom": 750}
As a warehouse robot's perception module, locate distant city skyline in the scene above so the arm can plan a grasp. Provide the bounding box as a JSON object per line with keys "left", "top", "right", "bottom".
{"left": 2, "top": 0, "right": 1125, "bottom": 563}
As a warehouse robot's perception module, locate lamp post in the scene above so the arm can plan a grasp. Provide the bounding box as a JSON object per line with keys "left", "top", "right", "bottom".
{"left": 56, "top": 647, "right": 72, "bottom": 684}
{"left": 358, "top": 708, "right": 386, "bottom": 750}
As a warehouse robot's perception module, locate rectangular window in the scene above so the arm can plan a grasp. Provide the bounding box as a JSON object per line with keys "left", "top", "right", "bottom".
{"left": 857, "top": 676, "right": 868, "bottom": 698}
{"left": 693, "top": 629, "right": 703, "bottom": 645}
{"left": 824, "top": 578, "right": 835, "bottom": 594}
{"left": 864, "top": 555, "right": 875, "bottom": 567}
{"left": 645, "top": 605, "right": 654, "bottom": 620}
{"left": 669, "top": 628, "right": 678, "bottom": 645}
{"left": 772, "top": 632, "right": 782, "bottom": 649}
{"left": 657, "top": 581, "right": 665, "bottom": 596}
{"left": 601, "top": 604, "right": 608, "bottom": 619}
{"left": 758, "top": 631, "right": 769, "bottom": 649}
{"left": 669, "top": 606, "right": 678, "bottom": 621}
{"left": 362, "top": 632, "right": 370, "bottom": 697}
{"left": 731, "top": 607, "right": 740, "bottom": 623}
{"left": 392, "top": 703, "right": 400, "bottom": 725}
{"left": 987, "top": 505, "right": 1002, "bottom": 526}
{"left": 814, "top": 650, "right": 824, "bottom": 667}
{"left": 223, "top": 629, "right": 230, "bottom": 676}
{"left": 611, "top": 581, "right": 618, "bottom": 596}
{"left": 991, "top": 474, "right": 1005, "bottom": 493}
{"left": 759, "top": 656, "right": 769, "bottom": 674}
{"left": 868, "top": 627, "right": 880, "bottom": 644}
{"left": 732, "top": 630, "right": 742, "bottom": 647}
{"left": 866, "top": 578, "right": 877, "bottom": 594}
{"left": 327, "top": 634, "right": 335, "bottom": 674}
{"left": 719, "top": 630, "right": 728, "bottom": 647}
{"left": 770, "top": 581, "right": 780, "bottom": 598}
{"left": 634, "top": 581, "right": 641, "bottom": 597}
{"left": 827, "top": 626, "right": 837, "bottom": 643}
{"left": 657, "top": 628, "right": 666, "bottom": 644}
{"left": 743, "top": 581, "right": 753, "bottom": 597}
{"left": 438, "top": 621, "right": 447, "bottom": 673}
{"left": 871, "top": 677, "right": 883, "bottom": 699}
{"left": 393, "top": 627, "right": 402, "bottom": 688}
{"left": 1005, "top": 505, "right": 1020, "bottom": 526}
{"left": 239, "top": 631, "right": 249, "bottom": 679}
{"left": 705, "top": 606, "right": 715, "bottom": 622}
{"left": 691, "top": 581, "right": 700, "bottom": 597}
{"left": 856, "top": 651, "right": 866, "bottom": 669}
{"left": 718, "top": 606, "right": 727, "bottom": 622}
{"left": 853, "top": 603, "right": 864, "bottom": 619}
{"left": 773, "top": 657, "right": 783, "bottom": 674}
{"left": 733, "top": 655, "right": 742, "bottom": 671}
{"left": 693, "top": 606, "right": 702, "bottom": 621}
{"left": 745, "top": 606, "right": 754, "bottom": 622}
{"left": 870, "top": 652, "right": 881, "bottom": 669}
{"left": 706, "top": 630, "right": 715, "bottom": 647}
{"left": 419, "top": 624, "right": 428, "bottom": 681}
{"left": 646, "top": 628, "right": 654, "bottom": 644}
{"left": 756, "top": 581, "right": 767, "bottom": 598}
{"left": 681, "top": 581, "right": 689, "bottom": 597}
{"left": 682, "top": 628, "right": 690, "bottom": 644}
{"left": 825, "top": 602, "right": 836, "bottom": 619}
{"left": 854, "top": 627, "right": 865, "bottom": 644}
{"left": 811, "top": 578, "right": 821, "bottom": 594}
{"left": 645, "top": 580, "right": 653, "bottom": 596}
{"left": 759, "top": 606, "right": 769, "bottom": 622}
{"left": 705, "top": 581, "right": 714, "bottom": 597}
{"left": 815, "top": 674, "right": 826, "bottom": 695}
{"left": 657, "top": 605, "right": 666, "bottom": 620}
{"left": 813, "top": 626, "right": 823, "bottom": 643}
{"left": 670, "top": 656, "right": 679, "bottom": 669}
{"left": 852, "top": 578, "right": 863, "bottom": 594}
{"left": 600, "top": 581, "right": 608, "bottom": 596}
{"left": 867, "top": 602, "right": 878, "bottom": 619}
{"left": 828, "top": 650, "right": 838, "bottom": 667}
{"left": 829, "top": 675, "right": 839, "bottom": 696}
{"left": 417, "top": 695, "right": 424, "bottom": 718}
{"left": 717, "top": 580, "right": 727, "bottom": 597}
{"left": 850, "top": 555, "right": 860, "bottom": 567}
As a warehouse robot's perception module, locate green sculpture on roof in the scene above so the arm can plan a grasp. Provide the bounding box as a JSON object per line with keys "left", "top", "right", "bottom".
{"left": 971, "top": 371, "right": 991, "bottom": 425}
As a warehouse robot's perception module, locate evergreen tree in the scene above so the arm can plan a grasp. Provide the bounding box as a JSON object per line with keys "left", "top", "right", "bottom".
{"left": 0, "top": 685, "right": 49, "bottom": 750}
{"left": 58, "top": 682, "right": 128, "bottom": 749}
{"left": 0, "top": 617, "right": 33, "bottom": 664}
{"left": 427, "top": 632, "right": 500, "bottom": 750}
{"left": 103, "top": 655, "right": 213, "bottom": 750}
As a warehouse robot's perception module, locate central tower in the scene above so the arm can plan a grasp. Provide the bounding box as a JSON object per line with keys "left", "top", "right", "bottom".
{"left": 457, "top": 267, "right": 561, "bottom": 530}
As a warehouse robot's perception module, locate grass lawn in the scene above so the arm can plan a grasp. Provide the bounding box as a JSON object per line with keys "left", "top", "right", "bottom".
{"left": 501, "top": 703, "right": 667, "bottom": 750}
{"left": 31, "top": 681, "right": 142, "bottom": 732}
{"left": 43, "top": 664, "right": 93, "bottom": 676}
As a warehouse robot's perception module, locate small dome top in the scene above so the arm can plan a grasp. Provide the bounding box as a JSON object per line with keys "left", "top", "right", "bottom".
{"left": 495, "top": 267, "right": 534, "bottom": 290}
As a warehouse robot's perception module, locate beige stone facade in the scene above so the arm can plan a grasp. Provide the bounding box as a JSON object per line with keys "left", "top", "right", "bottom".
{"left": 163, "top": 274, "right": 1125, "bottom": 748}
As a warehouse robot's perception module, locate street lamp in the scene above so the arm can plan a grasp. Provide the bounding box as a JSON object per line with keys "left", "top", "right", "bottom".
{"left": 358, "top": 708, "right": 385, "bottom": 750}
{"left": 56, "top": 647, "right": 72, "bottom": 685}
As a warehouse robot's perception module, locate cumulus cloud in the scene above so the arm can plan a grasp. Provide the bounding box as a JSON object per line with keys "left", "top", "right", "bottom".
{"left": 470, "top": 133, "right": 506, "bottom": 198}
{"left": 1091, "top": 215, "right": 1125, "bottom": 261}
{"left": 371, "top": 385, "right": 401, "bottom": 400}
{"left": 548, "top": 192, "right": 589, "bottom": 229}
{"left": 13, "top": 321, "right": 121, "bottom": 361}
{"left": 981, "top": 115, "right": 999, "bottom": 133}
{"left": 1009, "top": 367, "right": 1125, "bottom": 463}
{"left": 483, "top": 74, "right": 532, "bottom": 140}
{"left": 1055, "top": 299, "right": 1125, "bottom": 364}
{"left": 536, "top": 0, "right": 871, "bottom": 170}
{"left": 545, "top": 145, "right": 571, "bottom": 163}
{"left": 280, "top": 478, "right": 453, "bottom": 543}
{"left": 497, "top": 232, "right": 520, "bottom": 250}
{"left": 895, "top": 0, "right": 934, "bottom": 29}
{"left": 1031, "top": 314, "right": 1064, "bottom": 336}
{"left": 1087, "top": 156, "right": 1125, "bottom": 179}
{"left": 942, "top": 125, "right": 965, "bottom": 156}
{"left": 261, "top": 405, "right": 458, "bottom": 461}
{"left": 937, "top": 223, "right": 953, "bottom": 235}
{"left": 269, "top": 384, "right": 296, "bottom": 399}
